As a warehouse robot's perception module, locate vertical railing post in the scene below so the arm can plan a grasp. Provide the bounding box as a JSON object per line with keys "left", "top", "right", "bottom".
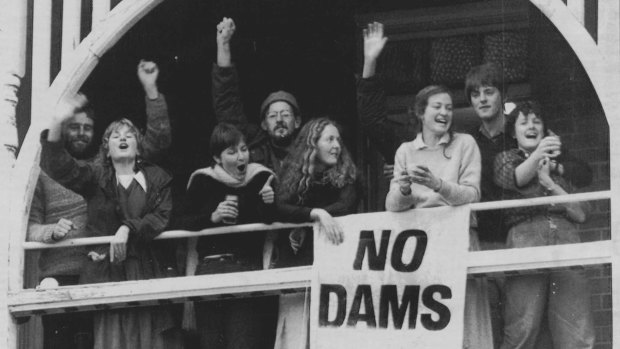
{"left": 597, "top": 2, "right": 620, "bottom": 347}
{"left": 0, "top": 0, "right": 28, "bottom": 346}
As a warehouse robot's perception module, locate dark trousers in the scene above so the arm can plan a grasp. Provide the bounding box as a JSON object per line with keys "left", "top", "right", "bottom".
{"left": 42, "top": 275, "right": 93, "bottom": 349}
{"left": 195, "top": 257, "right": 277, "bottom": 349}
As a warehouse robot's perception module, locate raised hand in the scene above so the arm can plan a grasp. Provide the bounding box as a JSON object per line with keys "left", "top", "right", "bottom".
{"left": 363, "top": 22, "right": 388, "bottom": 62}
{"left": 137, "top": 60, "right": 159, "bottom": 99}
{"left": 48, "top": 93, "right": 89, "bottom": 142}
{"left": 362, "top": 21, "right": 388, "bottom": 78}
{"left": 259, "top": 175, "right": 275, "bottom": 204}
{"left": 216, "top": 17, "right": 236, "bottom": 47}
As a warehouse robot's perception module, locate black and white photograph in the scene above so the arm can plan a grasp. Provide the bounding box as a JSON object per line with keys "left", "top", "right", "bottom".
{"left": 0, "top": 0, "right": 616, "bottom": 348}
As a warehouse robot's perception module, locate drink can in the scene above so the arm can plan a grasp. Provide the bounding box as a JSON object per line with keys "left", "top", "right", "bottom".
{"left": 223, "top": 194, "right": 238, "bottom": 225}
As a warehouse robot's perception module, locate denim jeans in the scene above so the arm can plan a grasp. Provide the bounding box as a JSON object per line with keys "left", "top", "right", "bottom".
{"left": 500, "top": 215, "right": 595, "bottom": 349}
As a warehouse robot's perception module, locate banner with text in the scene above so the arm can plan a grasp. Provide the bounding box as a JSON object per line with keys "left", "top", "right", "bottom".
{"left": 310, "top": 206, "right": 470, "bottom": 349}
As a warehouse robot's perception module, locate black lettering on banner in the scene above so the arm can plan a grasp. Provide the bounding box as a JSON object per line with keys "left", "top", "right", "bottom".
{"left": 319, "top": 284, "right": 347, "bottom": 327}
{"left": 421, "top": 284, "right": 452, "bottom": 330}
{"left": 353, "top": 230, "right": 391, "bottom": 270}
{"left": 379, "top": 285, "right": 420, "bottom": 329}
{"left": 347, "top": 285, "right": 376, "bottom": 328}
{"left": 391, "top": 229, "right": 428, "bottom": 272}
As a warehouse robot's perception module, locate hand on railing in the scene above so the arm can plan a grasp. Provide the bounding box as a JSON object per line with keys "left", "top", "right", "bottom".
{"left": 311, "top": 208, "right": 344, "bottom": 245}
{"left": 110, "top": 225, "right": 130, "bottom": 263}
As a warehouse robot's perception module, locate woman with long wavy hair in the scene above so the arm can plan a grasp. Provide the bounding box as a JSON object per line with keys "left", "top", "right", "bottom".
{"left": 272, "top": 117, "right": 359, "bottom": 349}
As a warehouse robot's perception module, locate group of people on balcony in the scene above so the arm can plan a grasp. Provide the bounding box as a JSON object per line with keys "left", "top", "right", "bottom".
{"left": 30, "top": 17, "right": 595, "bottom": 349}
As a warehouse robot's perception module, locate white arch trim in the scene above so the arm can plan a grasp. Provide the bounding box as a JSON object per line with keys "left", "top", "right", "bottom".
{"left": 528, "top": 1, "right": 620, "bottom": 347}
{"left": 3, "top": 0, "right": 162, "bottom": 346}
{"left": 4, "top": 0, "right": 619, "bottom": 347}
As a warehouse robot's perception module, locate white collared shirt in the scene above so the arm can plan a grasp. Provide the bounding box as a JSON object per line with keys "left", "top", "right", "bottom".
{"left": 116, "top": 171, "right": 147, "bottom": 191}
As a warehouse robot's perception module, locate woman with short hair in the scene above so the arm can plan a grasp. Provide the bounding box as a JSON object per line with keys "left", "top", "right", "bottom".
{"left": 41, "top": 97, "right": 181, "bottom": 349}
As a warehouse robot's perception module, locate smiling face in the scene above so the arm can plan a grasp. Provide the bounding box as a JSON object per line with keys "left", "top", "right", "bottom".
{"left": 470, "top": 85, "right": 502, "bottom": 121}
{"left": 420, "top": 92, "right": 453, "bottom": 137}
{"left": 107, "top": 124, "right": 138, "bottom": 162}
{"left": 215, "top": 140, "right": 250, "bottom": 180}
{"left": 262, "top": 101, "right": 301, "bottom": 142}
{"left": 63, "top": 112, "right": 94, "bottom": 157}
{"left": 514, "top": 111, "right": 544, "bottom": 153}
{"left": 315, "top": 124, "right": 342, "bottom": 168}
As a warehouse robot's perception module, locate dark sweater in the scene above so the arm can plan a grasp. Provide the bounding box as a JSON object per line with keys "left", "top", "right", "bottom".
{"left": 275, "top": 178, "right": 359, "bottom": 267}
{"left": 183, "top": 165, "right": 275, "bottom": 266}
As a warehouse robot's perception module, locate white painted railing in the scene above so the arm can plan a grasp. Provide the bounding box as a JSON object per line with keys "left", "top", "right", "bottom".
{"left": 9, "top": 190, "right": 612, "bottom": 319}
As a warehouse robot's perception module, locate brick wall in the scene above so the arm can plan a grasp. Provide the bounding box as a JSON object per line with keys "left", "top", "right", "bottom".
{"left": 529, "top": 7, "right": 611, "bottom": 348}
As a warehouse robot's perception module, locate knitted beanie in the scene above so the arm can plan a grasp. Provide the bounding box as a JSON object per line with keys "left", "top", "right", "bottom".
{"left": 260, "top": 91, "right": 300, "bottom": 118}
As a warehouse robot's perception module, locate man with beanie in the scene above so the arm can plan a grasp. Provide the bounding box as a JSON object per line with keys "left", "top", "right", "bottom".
{"left": 27, "top": 60, "right": 171, "bottom": 349}
{"left": 212, "top": 17, "right": 301, "bottom": 174}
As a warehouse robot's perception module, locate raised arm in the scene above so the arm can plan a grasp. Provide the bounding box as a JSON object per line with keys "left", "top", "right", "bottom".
{"left": 43, "top": 95, "right": 97, "bottom": 197}
{"left": 212, "top": 18, "right": 259, "bottom": 137}
{"left": 357, "top": 22, "right": 403, "bottom": 163}
{"left": 362, "top": 22, "right": 388, "bottom": 79}
{"left": 137, "top": 60, "right": 172, "bottom": 161}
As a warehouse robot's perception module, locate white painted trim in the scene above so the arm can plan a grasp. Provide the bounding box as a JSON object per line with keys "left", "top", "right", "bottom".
{"left": 9, "top": 266, "right": 312, "bottom": 317}
{"left": 21, "top": 191, "right": 610, "bottom": 250}
{"left": 61, "top": 0, "right": 82, "bottom": 69}
{"left": 92, "top": 0, "right": 111, "bottom": 29}
{"left": 467, "top": 240, "right": 612, "bottom": 274}
{"left": 31, "top": 0, "right": 52, "bottom": 126}
{"left": 567, "top": 0, "right": 585, "bottom": 25}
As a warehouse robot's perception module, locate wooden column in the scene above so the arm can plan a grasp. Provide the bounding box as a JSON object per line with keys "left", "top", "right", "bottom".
{"left": 61, "top": 0, "right": 82, "bottom": 68}
{"left": 597, "top": 2, "right": 620, "bottom": 347}
{"left": 31, "top": 0, "right": 53, "bottom": 127}
{"left": 567, "top": 0, "right": 586, "bottom": 25}
{"left": 92, "top": 0, "right": 111, "bottom": 29}
{"left": 0, "top": 0, "right": 28, "bottom": 346}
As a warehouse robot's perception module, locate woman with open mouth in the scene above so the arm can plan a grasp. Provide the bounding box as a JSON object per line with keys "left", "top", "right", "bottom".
{"left": 494, "top": 101, "right": 594, "bottom": 348}
{"left": 41, "top": 97, "right": 181, "bottom": 349}
{"left": 182, "top": 122, "right": 276, "bottom": 348}
{"left": 272, "top": 117, "right": 359, "bottom": 349}
{"left": 382, "top": 83, "right": 491, "bottom": 348}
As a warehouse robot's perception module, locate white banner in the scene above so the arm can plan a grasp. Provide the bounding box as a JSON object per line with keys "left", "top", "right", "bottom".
{"left": 311, "top": 206, "right": 470, "bottom": 349}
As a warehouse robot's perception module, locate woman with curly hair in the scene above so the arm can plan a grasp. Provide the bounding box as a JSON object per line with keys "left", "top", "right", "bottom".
{"left": 40, "top": 97, "right": 181, "bottom": 349}
{"left": 272, "top": 117, "right": 359, "bottom": 349}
